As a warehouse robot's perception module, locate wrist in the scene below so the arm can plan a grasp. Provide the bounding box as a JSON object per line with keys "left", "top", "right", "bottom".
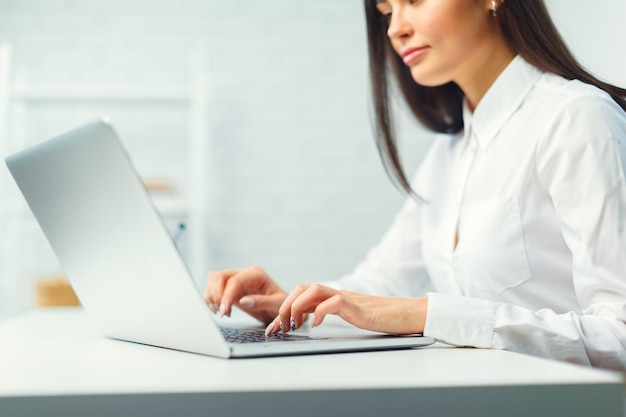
{"left": 390, "top": 296, "right": 428, "bottom": 335}
{"left": 415, "top": 296, "right": 428, "bottom": 334}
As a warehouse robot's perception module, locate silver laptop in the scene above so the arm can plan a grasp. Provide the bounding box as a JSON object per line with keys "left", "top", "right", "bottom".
{"left": 4, "top": 118, "right": 435, "bottom": 358}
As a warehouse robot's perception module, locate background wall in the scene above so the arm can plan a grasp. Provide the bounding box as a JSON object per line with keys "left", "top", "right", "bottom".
{"left": 0, "top": 0, "right": 623, "bottom": 321}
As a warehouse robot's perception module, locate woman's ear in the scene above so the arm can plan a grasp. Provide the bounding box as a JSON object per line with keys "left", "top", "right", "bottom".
{"left": 486, "top": 0, "right": 503, "bottom": 17}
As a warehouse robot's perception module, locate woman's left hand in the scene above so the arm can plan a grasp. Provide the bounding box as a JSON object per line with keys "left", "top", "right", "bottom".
{"left": 264, "top": 283, "right": 428, "bottom": 336}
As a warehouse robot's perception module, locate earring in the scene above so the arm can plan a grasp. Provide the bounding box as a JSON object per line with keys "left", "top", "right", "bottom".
{"left": 491, "top": 0, "right": 498, "bottom": 17}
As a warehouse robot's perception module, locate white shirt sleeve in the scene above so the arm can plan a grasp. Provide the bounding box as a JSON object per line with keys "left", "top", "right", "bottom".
{"left": 425, "top": 95, "right": 626, "bottom": 370}
{"left": 425, "top": 293, "right": 626, "bottom": 369}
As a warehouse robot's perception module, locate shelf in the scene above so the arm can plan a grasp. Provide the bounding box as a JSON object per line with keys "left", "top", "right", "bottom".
{"left": 4, "top": 195, "right": 188, "bottom": 219}
{"left": 11, "top": 84, "right": 191, "bottom": 102}
{"left": 150, "top": 195, "right": 189, "bottom": 217}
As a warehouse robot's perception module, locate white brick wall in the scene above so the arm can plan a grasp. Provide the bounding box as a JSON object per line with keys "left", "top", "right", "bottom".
{"left": 0, "top": 0, "right": 623, "bottom": 321}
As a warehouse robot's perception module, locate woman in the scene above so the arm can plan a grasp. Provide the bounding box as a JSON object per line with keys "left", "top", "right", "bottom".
{"left": 204, "top": 0, "right": 626, "bottom": 370}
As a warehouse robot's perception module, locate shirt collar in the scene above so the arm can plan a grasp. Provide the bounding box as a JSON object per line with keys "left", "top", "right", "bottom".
{"left": 462, "top": 55, "right": 543, "bottom": 150}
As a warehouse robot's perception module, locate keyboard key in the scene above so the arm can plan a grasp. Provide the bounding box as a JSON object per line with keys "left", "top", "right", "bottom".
{"left": 219, "top": 326, "right": 312, "bottom": 343}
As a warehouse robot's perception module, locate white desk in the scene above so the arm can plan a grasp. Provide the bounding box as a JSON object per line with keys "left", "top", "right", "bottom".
{"left": 0, "top": 308, "right": 623, "bottom": 417}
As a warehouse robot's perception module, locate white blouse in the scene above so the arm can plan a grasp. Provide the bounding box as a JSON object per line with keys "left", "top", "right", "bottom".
{"left": 332, "top": 56, "right": 626, "bottom": 370}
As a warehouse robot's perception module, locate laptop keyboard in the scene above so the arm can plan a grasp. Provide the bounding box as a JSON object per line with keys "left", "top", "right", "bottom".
{"left": 219, "top": 326, "right": 313, "bottom": 343}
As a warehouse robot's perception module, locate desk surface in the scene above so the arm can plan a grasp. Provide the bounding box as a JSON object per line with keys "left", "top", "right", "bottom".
{"left": 1, "top": 308, "right": 623, "bottom": 417}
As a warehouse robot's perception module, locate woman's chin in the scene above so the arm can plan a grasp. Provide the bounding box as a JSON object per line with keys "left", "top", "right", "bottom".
{"left": 409, "top": 68, "right": 451, "bottom": 88}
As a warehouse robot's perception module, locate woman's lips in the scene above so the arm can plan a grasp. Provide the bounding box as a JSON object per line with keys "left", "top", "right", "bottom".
{"left": 400, "top": 46, "right": 429, "bottom": 65}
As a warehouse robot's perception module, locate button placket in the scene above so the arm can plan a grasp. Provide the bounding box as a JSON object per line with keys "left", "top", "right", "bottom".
{"left": 449, "top": 129, "right": 479, "bottom": 293}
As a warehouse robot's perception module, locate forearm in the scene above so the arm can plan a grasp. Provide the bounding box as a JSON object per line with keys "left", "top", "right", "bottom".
{"left": 424, "top": 292, "right": 626, "bottom": 371}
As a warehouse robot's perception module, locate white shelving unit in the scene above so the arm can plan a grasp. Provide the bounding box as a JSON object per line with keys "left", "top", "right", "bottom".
{"left": 0, "top": 42, "right": 212, "bottom": 316}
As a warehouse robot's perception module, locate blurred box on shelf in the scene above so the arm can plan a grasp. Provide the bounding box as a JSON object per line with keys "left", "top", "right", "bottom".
{"left": 35, "top": 275, "right": 80, "bottom": 307}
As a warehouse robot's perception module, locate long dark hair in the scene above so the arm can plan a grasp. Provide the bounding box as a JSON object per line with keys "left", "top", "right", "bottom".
{"left": 364, "top": 0, "right": 626, "bottom": 196}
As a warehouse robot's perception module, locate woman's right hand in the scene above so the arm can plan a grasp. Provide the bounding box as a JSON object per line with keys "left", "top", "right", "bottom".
{"left": 204, "top": 265, "right": 288, "bottom": 325}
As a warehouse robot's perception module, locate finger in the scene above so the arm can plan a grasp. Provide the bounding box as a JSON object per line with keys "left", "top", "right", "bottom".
{"left": 205, "top": 269, "right": 238, "bottom": 314}
{"left": 209, "top": 269, "right": 241, "bottom": 315}
{"left": 219, "top": 277, "right": 244, "bottom": 317}
{"left": 220, "top": 267, "right": 272, "bottom": 317}
{"left": 289, "top": 285, "right": 329, "bottom": 329}
{"left": 236, "top": 293, "right": 287, "bottom": 325}
{"left": 264, "top": 317, "right": 281, "bottom": 337}
{"left": 281, "top": 284, "right": 337, "bottom": 331}
{"left": 237, "top": 293, "right": 285, "bottom": 314}
{"left": 204, "top": 272, "right": 216, "bottom": 309}
{"left": 277, "top": 284, "right": 311, "bottom": 333}
{"left": 311, "top": 294, "right": 346, "bottom": 327}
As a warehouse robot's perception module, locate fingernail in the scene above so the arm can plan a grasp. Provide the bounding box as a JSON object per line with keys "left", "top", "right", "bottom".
{"left": 290, "top": 317, "right": 296, "bottom": 331}
{"left": 209, "top": 303, "right": 217, "bottom": 314}
{"left": 265, "top": 321, "right": 275, "bottom": 337}
{"left": 239, "top": 297, "right": 254, "bottom": 308}
{"left": 280, "top": 322, "right": 285, "bottom": 334}
{"left": 219, "top": 304, "right": 226, "bottom": 317}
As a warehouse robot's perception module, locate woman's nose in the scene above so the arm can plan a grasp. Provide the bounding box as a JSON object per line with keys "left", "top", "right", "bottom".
{"left": 387, "top": 9, "right": 413, "bottom": 40}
